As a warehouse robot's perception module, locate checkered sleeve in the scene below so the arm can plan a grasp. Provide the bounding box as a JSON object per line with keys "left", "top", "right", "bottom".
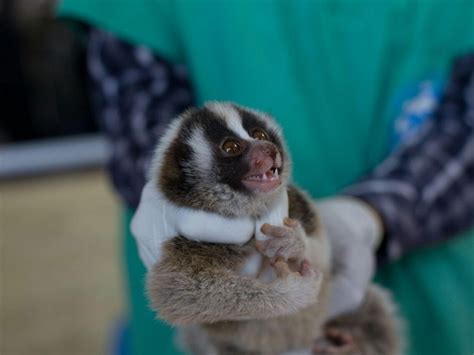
{"left": 87, "top": 29, "right": 195, "bottom": 208}
{"left": 346, "top": 54, "right": 474, "bottom": 262}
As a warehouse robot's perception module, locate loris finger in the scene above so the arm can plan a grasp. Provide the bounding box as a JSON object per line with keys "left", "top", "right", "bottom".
{"left": 260, "top": 223, "right": 289, "bottom": 238}
{"left": 272, "top": 257, "right": 291, "bottom": 278}
{"left": 259, "top": 238, "right": 287, "bottom": 259}
{"left": 257, "top": 234, "right": 305, "bottom": 261}
{"left": 283, "top": 217, "right": 300, "bottom": 228}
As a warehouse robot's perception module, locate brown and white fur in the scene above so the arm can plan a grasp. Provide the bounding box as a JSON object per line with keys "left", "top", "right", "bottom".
{"left": 145, "top": 102, "right": 401, "bottom": 354}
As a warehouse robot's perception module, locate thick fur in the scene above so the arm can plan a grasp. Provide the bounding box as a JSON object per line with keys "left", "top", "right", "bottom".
{"left": 148, "top": 186, "right": 329, "bottom": 354}
{"left": 145, "top": 102, "right": 401, "bottom": 354}
{"left": 148, "top": 188, "right": 327, "bottom": 321}
{"left": 313, "top": 285, "right": 403, "bottom": 355}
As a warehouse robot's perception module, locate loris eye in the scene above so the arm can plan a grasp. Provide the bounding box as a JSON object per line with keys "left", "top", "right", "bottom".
{"left": 222, "top": 138, "right": 242, "bottom": 155}
{"left": 252, "top": 128, "right": 269, "bottom": 141}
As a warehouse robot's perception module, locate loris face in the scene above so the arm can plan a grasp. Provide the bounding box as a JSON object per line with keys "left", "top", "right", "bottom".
{"left": 155, "top": 102, "right": 291, "bottom": 218}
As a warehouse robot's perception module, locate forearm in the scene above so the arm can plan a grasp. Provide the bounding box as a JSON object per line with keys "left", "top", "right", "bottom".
{"left": 148, "top": 238, "right": 321, "bottom": 325}
{"left": 149, "top": 267, "right": 294, "bottom": 325}
{"left": 149, "top": 264, "right": 317, "bottom": 325}
{"left": 303, "top": 230, "right": 331, "bottom": 274}
{"left": 346, "top": 54, "right": 474, "bottom": 261}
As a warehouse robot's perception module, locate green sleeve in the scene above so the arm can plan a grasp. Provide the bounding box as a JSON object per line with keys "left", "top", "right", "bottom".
{"left": 57, "top": 0, "right": 182, "bottom": 62}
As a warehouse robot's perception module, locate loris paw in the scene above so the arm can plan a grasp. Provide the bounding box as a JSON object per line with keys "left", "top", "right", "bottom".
{"left": 257, "top": 218, "right": 305, "bottom": 262}
{"left": 312, "top": 327, "right": 357, "bottom": 355}
{"left": 273, "top": 257, "right": 315, "bottom": 278}
{"left": 272, "top": 257, "right": 322, "bottom": 311}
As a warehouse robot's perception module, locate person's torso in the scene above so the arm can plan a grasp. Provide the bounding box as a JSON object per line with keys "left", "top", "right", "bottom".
{"left": 173, "top": 0, "right": 474, "bottom": 196}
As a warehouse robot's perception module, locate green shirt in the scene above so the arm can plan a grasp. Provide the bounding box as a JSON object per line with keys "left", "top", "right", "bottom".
{"left": 59, "top": 1, "right": 474, "bottom": 354}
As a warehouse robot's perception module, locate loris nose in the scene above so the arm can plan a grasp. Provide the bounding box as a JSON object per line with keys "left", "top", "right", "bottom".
{"left": 251, "top": 142, "right": 278, "bottom": 168}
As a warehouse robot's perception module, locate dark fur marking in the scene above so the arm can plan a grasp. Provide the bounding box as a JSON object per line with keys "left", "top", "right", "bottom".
{"left": 233, "top": 105, "right": 284, "bottom": 152}
{"left": 233, "top": 105, "right": 286, "bottom": 175}
{"left": 159, "top": 107, "right": 254, "bottom": 206}
{"left": 186, "top": 108, "right": 253, "bottom": 192}
{"left": 159, "top": 139, "right": 194, "bottom": 202}
{"left": 163, "top": 236, "right": 253, "bottom": 271}
{"left": 287, "top": 185, "right": 319, "bottom": 235}
{"left": 160, "top": 106, "right": 295, "bottom": 208}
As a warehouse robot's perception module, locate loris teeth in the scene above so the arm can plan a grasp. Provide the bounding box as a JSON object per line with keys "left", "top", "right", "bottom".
{"left": 245, "top": 170, "right": 280, "bottom": 181}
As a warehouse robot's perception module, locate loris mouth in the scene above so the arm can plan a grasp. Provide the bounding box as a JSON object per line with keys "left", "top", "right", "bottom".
{"left": 242, "top": 167, "right": 281, "bottom": 193}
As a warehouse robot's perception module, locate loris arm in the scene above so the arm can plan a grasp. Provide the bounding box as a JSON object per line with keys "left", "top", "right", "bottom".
{"left": 147, "top": 237, "right": 321, "bottom": 325}
{"left": 259, "top": 188, "right": 380, "bottom": 319}
{"left": 257, "top": 186, "right": 331, "bottom": 273}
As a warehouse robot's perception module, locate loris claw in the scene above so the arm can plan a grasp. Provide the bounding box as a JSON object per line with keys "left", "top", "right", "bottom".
{"left": 257, "top": 217, "right": 306, "bottom": 262}
{"left": 312, "top": 327, "right": 356, "bottom": 355}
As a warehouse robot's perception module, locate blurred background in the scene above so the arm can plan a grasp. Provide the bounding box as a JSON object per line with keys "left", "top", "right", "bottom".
{"left": 1, "top": 1, "right": 125, "bottom": 354}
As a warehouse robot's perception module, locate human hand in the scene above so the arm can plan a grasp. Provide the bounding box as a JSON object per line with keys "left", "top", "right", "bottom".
{"left": 317, "top": 196, "right": 383, "bottom": 318}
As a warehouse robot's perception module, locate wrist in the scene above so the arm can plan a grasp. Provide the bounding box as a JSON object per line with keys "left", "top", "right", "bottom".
{"left": 317, "top": 196, "right": 384, "bottom": 249}
{"left": 345, "top": 196, "right": 385, "bottom": 248}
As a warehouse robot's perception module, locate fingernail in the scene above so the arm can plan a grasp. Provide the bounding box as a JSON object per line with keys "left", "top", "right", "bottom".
{"left": 284, "top": 218, "right": 297, "bottom": 227}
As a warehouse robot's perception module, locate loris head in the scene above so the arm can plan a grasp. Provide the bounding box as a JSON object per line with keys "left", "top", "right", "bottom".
{"left": 152, "top": 102, "right": 291, "bottom": 218}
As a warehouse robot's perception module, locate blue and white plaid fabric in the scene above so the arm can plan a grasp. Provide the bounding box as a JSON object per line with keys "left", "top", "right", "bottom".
{"left": 87, "top": 30, "right": 194, "bottom": 207}
{"left": 88, "top": 29, "right": 474, "bottom": 262}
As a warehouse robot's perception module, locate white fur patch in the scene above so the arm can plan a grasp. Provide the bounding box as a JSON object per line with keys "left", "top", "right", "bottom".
{"left": 206, "top": 102, "right": 251, "bottom": 139}
{"left": 188, "top": 127, "right": 213, "bottom": 173}
{"left": 149, "top": 117, "right": 183, "bottom": 182}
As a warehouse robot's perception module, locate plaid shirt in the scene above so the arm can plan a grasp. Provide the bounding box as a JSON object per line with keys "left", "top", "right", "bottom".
{"left": 87, "top": 30, "right": 194, "bottom": 207}
{"left": 87, "top": 29, "right": 474, "bottom": 262}
{"left": 346, "top": 54, "right": 474, "bottom": 261}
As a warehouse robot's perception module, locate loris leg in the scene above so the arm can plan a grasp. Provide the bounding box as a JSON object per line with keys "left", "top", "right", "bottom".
{"left": 312, "top": 285, "right": 402, "bottom": 355}
{"left": 147, "top": 237, "right": 322, "bottom": 326}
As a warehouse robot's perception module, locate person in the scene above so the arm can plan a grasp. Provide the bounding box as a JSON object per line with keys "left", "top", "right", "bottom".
{"left": 58, "top": 2, "right": 474, "bottom": 354}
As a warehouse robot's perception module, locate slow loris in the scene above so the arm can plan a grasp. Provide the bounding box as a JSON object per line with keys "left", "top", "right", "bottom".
{"left": 134, "top": 102, "right": 401, "bottom": 354}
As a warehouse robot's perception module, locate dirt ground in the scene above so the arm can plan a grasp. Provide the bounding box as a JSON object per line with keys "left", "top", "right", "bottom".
{"left": 1, "top": 169, "right": 125, "bottom": 355}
